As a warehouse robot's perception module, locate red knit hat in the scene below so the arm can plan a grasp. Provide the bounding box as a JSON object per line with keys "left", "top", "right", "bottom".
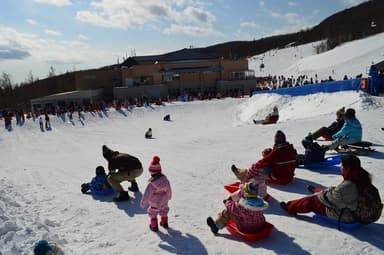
{"left": 149, "top": 155, "right": 162, "bottom": 174}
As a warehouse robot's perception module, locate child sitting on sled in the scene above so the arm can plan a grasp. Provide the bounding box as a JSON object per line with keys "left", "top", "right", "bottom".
{"left": 230, "top": 148, "right": 271, "bottom": 199}
{"left": 207, "top": 181, "right": 268, "bottom": 234}
{"left": 81, "top": 166, "right": 110, "bottom": 194}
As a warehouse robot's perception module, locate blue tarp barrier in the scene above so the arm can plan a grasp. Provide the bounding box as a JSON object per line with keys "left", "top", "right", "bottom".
{"left": 368, "top": 65, "right": 384, "bottom": 96}
{"left": 253, "top": 78, "right": 362, "bottom": 97}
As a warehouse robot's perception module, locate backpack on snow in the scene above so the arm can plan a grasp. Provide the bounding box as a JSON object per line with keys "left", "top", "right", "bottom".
{"left": 352, "top": 183, "right": 383, "bottom": 224}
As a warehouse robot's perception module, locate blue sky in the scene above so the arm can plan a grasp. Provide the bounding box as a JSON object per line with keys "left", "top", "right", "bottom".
{"left": 0, "top": 0, "right": 368, "bottom": 84}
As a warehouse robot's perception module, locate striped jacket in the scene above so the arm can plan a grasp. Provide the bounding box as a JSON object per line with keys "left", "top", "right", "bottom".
{"left": 226, "top": 189, "right": 268, "bottom": 233}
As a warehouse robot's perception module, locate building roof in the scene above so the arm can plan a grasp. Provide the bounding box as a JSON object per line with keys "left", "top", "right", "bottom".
{"left": 30, "top": 89, "right": 102, "bottom": 104}
{"left": 121, "top": 48, "right": 223, "bottom": 68}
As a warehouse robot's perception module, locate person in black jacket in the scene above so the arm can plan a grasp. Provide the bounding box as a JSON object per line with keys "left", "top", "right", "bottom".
{"left": 102, "top": 145, "right": 143, "bottom": 202}
{"left": 296, "top": 139, "right": 325, "bottom": 166}
{"left": 305, "top": 107, "right": 345, "bottom": 141}
{"left": 163, "top": 114, "right": 171, "bottom": 121}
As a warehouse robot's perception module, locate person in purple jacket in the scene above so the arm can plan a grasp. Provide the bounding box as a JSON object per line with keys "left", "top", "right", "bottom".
{"left": 140, "top": 156, "right": 172, "bottom": 232}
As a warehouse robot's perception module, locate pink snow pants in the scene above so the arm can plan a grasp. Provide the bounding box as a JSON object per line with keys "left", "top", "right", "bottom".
{"left": 147, "top": 205, "right": 170, "bottom": 219}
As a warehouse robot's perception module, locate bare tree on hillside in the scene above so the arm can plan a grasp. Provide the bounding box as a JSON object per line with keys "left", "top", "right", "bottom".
{"left": 0, "top": 72, "right": 13, "bottom": 90}
{"left": 25, "top": 70, "right": 37, "bottom": 84}
{"left": 47, "top": 66, "right": 56, "bottom": 78}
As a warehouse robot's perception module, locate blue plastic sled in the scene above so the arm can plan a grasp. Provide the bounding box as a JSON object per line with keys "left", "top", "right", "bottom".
{"left": 91, "top": 187, "right": 114, "bottom": 196}
{"left": 313, "top": 212, "right": 361, "bottom": 230}
{"left": 303, "top": 155, "right": 341, "bottom": 169}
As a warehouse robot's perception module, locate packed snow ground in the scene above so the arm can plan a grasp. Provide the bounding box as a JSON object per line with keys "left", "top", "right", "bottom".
{"left": 0, "top": 90, "right": 384, "bottom": 255}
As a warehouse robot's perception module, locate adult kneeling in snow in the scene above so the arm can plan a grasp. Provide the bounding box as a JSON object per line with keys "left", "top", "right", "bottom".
{"left": 102, "top": 145, "right": 143, "bottom": 202}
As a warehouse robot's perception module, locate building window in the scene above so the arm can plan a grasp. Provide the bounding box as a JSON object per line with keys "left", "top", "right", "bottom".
{"left": 168, "top": 88, "right": 180, "bottom": 97}
{"left": 134, "top": 76, "right": 154, "bottom": 86}
{"left": 172, "top": 74, "right": 180, "bottom": 81}
{"left": 230, "top": 70, "right": 255, "bottom": 80}
{"left": 162, "top": 74, "right": 173, "bottom": 82}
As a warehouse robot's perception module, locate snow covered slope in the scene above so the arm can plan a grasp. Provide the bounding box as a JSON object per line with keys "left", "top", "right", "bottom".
{"left": 1, "top": 90, "right": 384, "bottom": 254}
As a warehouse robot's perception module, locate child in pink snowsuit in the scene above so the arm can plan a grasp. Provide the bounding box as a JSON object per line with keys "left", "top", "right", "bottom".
{"left": 140, "top": 156, "right": 172, "bottom": 232}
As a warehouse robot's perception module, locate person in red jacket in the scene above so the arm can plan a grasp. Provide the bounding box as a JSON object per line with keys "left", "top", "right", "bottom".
{"left": 257, "top": 130, "right": 297, "bottom": 184}
{"left": 232, "top": 130, "right": 297, "bottom": 185}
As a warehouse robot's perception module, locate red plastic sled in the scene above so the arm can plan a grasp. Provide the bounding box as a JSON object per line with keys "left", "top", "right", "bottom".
{"left": 322, "top": 134, "right": 333, "bottom": 141}
{"left": 226, "top": 219, "right": 274, "bottom": 241}
{"left": 262, "top": 120, "right": 278, "bottom": 125}
{"left": 224, "top": 181, "right": 241, "bottom": 193}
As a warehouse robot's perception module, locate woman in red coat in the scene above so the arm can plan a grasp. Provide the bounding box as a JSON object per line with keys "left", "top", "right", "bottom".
{"left": 252, "top": 130, "right": 297, "bottom": 184}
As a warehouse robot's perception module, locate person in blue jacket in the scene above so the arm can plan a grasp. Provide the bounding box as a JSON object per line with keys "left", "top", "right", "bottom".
{"left": 323, "top": 108, "right": 362, "bottom": 151}
{"left": 81, "top": 166, "right": 110, "bottom": 194}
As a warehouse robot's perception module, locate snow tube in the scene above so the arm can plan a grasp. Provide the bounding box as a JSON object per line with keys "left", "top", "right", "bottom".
{"left": 226, "top": 219, "right": 274, "bottom": 241}
{"left": 313, "top": 212, "right": 361, "bottom": 230}
{"left": 303, "top": 154, "right": 341, "bottom": 169}
{"left": 91, "top": 187, "right": 114, "bottom": 196}
{"left": 322, "top": 134, "right": 333, "bottom": 141}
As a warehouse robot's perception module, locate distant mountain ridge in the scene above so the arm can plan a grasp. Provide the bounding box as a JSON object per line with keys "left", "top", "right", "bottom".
{"left": 196, "top": 0, "right": 384, "bottom": 59}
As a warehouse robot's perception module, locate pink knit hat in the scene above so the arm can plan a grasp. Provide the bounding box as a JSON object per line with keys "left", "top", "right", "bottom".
{"left": 149, "top": 155, "right": 162, "bottom": 174}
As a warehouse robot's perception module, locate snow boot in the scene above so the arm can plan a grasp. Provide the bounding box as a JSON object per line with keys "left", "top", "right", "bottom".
{"left": 206, "top": 217, "right": 218, "bottom": 234}
{"left": 231, "top": 164, "right": 238, "bottom": 174}
{"left": 307, "top": 185, "right": 316, "bottom": 193}
{"left": 81, "top": 183, "right": 90, "bottom": 194}
{"left": 128, "top": 181, "right": 139, "bottom": 192}
{"left": 304, "top": 133, "right": 313, "bottom": 142}
{"left": 113, "top": 191, "right": 130, "bottom": 202}
{"left": 280, "top": 201, "right": 290, "bottom": 212}
{"left": 160, "top": 217, "right": 168, "bottom": 228}
{"left": 150, "top": 218, "right": 159, "bottom": 232}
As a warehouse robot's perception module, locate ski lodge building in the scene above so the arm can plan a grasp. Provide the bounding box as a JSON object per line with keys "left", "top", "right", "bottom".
{"left": 30, "top": 48, "right": 257, "bottom": 110}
